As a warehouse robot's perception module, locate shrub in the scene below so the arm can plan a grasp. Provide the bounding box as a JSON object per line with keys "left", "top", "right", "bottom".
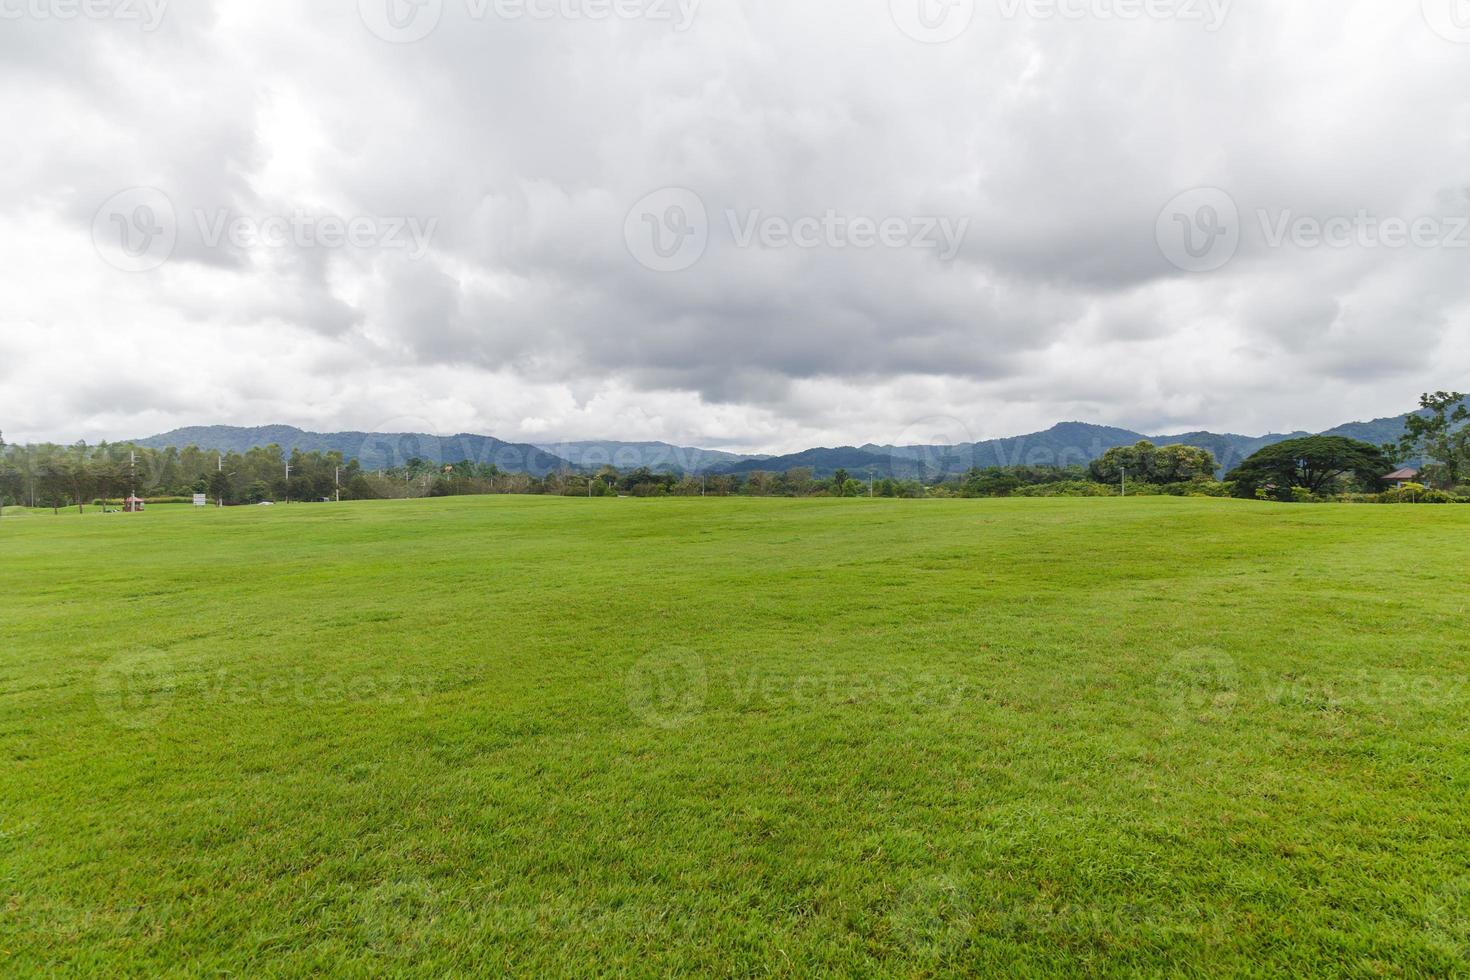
{"left": 1380, "top": 484, "right": 1456, "bottom": 504}
{"left": 1015, "top": 481, "right": 1116, "bottom": 498}
{"left": 1156, "top": 481, "right": 1234, "bottom": 498}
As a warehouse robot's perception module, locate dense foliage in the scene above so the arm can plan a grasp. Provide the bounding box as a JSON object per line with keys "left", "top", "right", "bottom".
{"left": 1226, "top": 436, "right": 1393, "bottom": 500}
{"left": 1394, "top": 391, "right": 1470, "bottom": 489}
{"left": 1089, "top": 441, "right": 1218, "bottom": 485}
{"left": 0, "top": 428, "right": 1457, "bottom": 512}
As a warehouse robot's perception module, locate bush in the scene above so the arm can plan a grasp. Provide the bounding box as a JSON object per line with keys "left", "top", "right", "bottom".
{"left": 1015, "top": 481, "right": 1116, "bottom": 498}
{"left": 1155, "top": 481, "right": 1234, "bottom": 498}
{"left": 1380, "top": 484, "right": 1456, "bottom": 504}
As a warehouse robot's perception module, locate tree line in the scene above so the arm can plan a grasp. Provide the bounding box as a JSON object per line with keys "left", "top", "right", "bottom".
{"left": 1, "top": 393, "right": 1461, "bottom": 512}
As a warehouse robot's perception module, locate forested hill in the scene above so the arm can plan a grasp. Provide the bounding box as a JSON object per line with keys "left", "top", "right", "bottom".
{"left": 132, "top": 405, "right": 1441, "bottom": 479}
{"left": 133, "top": 426, "right": 577, "bottom": 477}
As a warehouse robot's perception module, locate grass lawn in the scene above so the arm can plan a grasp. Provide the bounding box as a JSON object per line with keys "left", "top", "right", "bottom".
{"left": 2, "top": 496, "right": 1469, "bottom": 975}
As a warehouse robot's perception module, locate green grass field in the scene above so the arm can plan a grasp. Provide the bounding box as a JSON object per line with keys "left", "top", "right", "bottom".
{"left": 3, "top": 496, "right": 1469, "bottom": 975}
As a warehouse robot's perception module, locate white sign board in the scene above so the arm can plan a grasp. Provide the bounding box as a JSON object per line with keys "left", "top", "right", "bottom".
{"left": 193, "top": 493, "right": 208, "bottom": 508}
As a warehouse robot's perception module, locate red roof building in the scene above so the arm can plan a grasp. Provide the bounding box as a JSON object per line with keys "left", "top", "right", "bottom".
{"left": 1382, "top": 468, "right": 1420, "bottom": 489}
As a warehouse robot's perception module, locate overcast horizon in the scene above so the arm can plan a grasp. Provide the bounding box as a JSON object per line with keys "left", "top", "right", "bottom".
{"left": 4, "top": 0, "right": 1468, "bottom": 455}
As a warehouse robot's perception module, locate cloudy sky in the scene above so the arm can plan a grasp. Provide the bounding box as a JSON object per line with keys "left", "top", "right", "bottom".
{"left": 2, "top": 0, "right": 1468, "bottom": 452}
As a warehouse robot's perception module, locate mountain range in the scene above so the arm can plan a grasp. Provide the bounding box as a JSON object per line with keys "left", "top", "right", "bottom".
{"left": 132, "top": 425, "right": 578, "bottom": 477}
{"left": 133, "top": 405, "right": 1435, "bottom": 480}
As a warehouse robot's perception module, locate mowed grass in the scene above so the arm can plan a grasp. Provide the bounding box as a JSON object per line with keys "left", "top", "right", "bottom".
{"left": 3, "top": 496, "right": 1470, "bottom": 976}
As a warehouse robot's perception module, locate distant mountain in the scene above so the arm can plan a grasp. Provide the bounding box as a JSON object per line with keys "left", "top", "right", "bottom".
{"left": 133, "top": 425, "right": 578, "bottom": 477}
{"left": 715, "top": 446, "right": 907, "bottom": 478}
{"left": 707, "top": 411, "right": 1428, "bottom": 480}
{"left": 533, "top": 441, "right": 764, "bottom": 474}
{"left": 131, "top": 402, "right": 1445, "bottom": 481}
{"left": 709, "top": 423, "right": 1152, "bottom": 479}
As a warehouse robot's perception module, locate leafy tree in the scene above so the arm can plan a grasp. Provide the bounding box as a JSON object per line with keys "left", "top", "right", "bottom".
{"left": 1395, "top": 391, "right": 1469, "bottom": 489}
{"left": 1227, "top": 436, "right": 1391, "bottom": 499}
{"left": 1091, "top": 441, "right": 1217, "bottom": 485}
{"left": 963, "top": 469, "right": 1024, "bottom": 497}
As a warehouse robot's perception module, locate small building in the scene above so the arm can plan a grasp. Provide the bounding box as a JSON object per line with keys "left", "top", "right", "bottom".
{"left": 123, "top": 496, "right": 146, "bottom": 513}
{"left": 1383, "top": 467, "right": 1420, "bottom": 489}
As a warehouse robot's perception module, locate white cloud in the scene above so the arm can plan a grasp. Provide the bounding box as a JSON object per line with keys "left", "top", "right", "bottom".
{"left": 1, "top": 0, "right": 1467, "bottom": 449}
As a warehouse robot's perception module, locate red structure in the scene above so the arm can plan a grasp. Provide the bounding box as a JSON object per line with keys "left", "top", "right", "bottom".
{"left": 123, "top": 496, "right": 146, "bottom": 513}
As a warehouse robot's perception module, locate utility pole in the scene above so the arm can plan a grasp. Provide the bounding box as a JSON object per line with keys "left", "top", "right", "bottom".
{"left": 335, "top": 466, "right": 341, "bottom": 503}
{"left": 1121, "top": 466, "right": 1127, "bottom": 498}
{"left": 285, "top": 461, "right": 291, "bottom": 504}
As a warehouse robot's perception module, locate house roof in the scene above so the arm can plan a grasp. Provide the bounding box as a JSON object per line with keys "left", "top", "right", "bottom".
{"left": 1384, "top": 468, "right": 1420, "bottom": 480}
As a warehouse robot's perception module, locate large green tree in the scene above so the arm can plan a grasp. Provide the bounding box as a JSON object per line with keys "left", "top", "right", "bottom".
{"left": 1090, "top": 441, "right": 1218, "bottom": 485}
{"left": 1395, "top": 391, "right": 1469, "bottom": 489}
{"left": 1227, "top": 436, "right": 1391, "bottom": 499}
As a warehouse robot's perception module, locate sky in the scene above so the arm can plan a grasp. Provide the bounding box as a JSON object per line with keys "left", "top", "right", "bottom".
{"left": 2, "top": 0, "right": 1468, "bottom": 453}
